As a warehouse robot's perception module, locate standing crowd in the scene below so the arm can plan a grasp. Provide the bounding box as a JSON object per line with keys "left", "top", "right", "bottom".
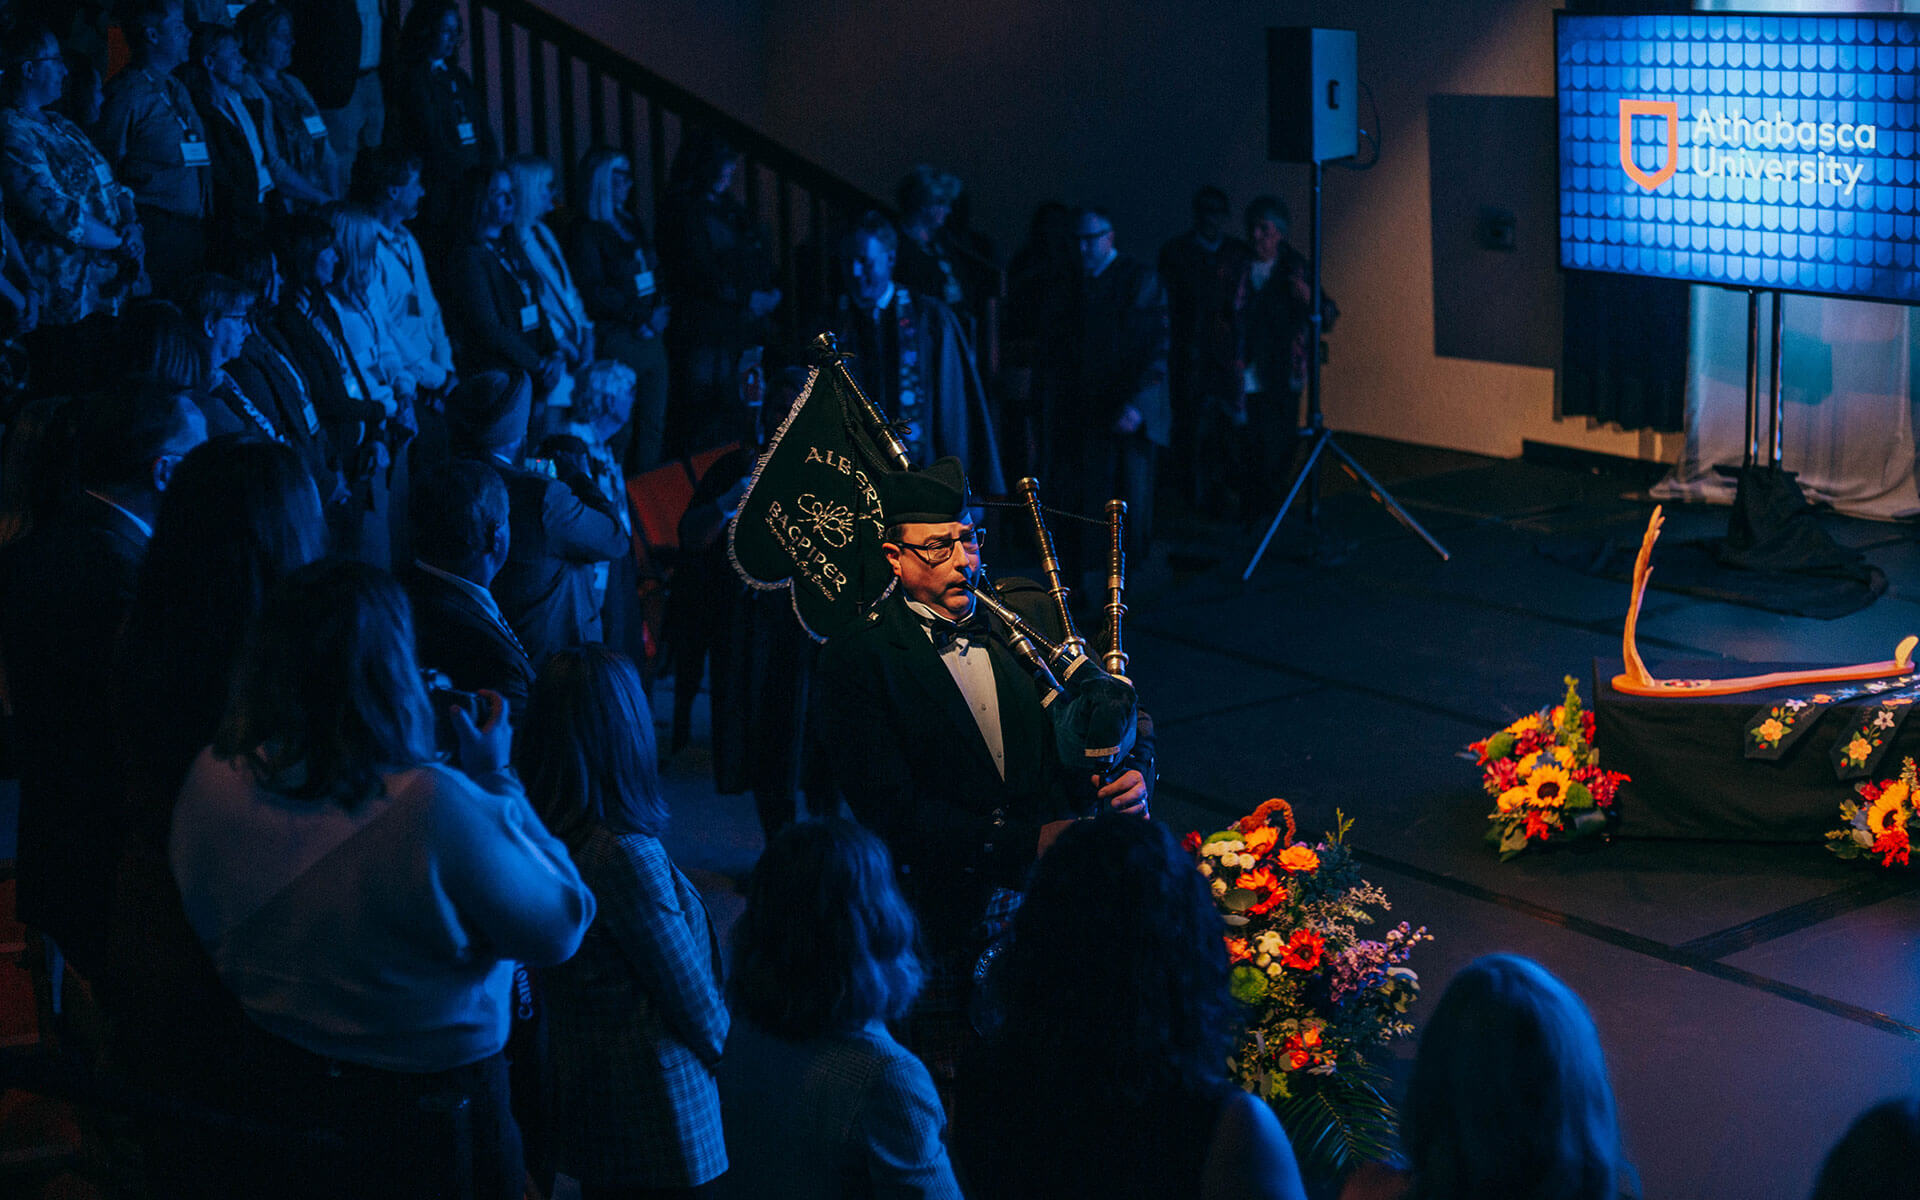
{"left": 3, "top": 3, "right": 1902, "bottom": 1199}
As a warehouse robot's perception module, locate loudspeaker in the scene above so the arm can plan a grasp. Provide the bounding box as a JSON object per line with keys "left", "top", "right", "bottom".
{"left": 1267, "top": 27, "right": 1358, "bottom": 163}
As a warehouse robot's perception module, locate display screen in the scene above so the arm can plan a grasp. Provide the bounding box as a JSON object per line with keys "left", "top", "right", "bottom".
{"left": 1557, "top": 12, "right": 1920, "bottom": 303}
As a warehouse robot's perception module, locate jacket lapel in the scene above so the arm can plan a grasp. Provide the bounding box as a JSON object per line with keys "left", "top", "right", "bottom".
{"left": 881, "top": 596, "right": 1003, "bottom": 783}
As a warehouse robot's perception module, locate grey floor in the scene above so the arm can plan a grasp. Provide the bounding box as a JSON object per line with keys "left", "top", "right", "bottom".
{"left": 657, "top": 439, "right": 1920, "bottom": 1200}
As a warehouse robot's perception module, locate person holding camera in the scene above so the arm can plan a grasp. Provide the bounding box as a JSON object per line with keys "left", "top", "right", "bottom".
{"left": 171, "top": 558, "right": 595, "bottom": 1199}
{"left": 446, "top": 368, "right": 627, "bottom": 670}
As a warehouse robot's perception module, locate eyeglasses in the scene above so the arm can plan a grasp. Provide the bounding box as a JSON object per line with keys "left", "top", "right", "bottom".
{"left": 895, "top": 527, "right": 983, "bottom": 567}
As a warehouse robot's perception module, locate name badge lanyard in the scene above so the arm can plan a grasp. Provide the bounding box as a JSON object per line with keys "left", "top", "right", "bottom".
{"left": 488, "top": 239, "right": 542, "bottom": 335}
{"left": 146, "top": 71, "right": 205, "bottom": 162}
{"left": 446, "top": 73, "right": 477, "bottom": 147}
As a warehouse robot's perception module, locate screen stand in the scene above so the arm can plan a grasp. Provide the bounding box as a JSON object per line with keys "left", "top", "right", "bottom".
{"left": 1243, "top": 159, "right": 1449, "bottom": 578}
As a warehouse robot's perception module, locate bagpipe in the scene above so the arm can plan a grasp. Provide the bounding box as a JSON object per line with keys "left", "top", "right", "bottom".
{"left": 728, "top": 331, "right": 1143, "bottom": 786}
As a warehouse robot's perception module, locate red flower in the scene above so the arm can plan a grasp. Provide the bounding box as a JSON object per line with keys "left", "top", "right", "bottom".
{"left": 1248, "top": 886, "right": 1291, "bottom": 916}
{"left": 1859, "top": 782, "right": 1884, "bottom": 804}
{"left": 1182, "top": 831, "right": 1203, "bottom": 854}
{"left": 1281, "top": 1026, "right": 1324, "bottom": 1070}
{"left": 1469, "top": 738, "right": 1492, "bottom": 766}
{"left": 1487, "top": 758, "right": 1521, "bottom": 794}
{"left": 1280, "top": 929, "right": 1325, "bottom": 971}
{"left": 1580, "top": 711, "right": 1596, "bottom": 741}
{"left": 1873, "top": 827, "right": 1911, "bottom": 868}
{"left": 1523, "top": 810, "right": 1557, "bottom": 841}
{"left": 1224, "top": 937, "right": 1253, "bottom": 963}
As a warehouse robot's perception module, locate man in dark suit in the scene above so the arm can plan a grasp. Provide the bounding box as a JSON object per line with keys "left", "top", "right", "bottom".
{"left": 444, "top": 369, "right": 628, "bottom": 670}
{"left": 812, "top": 457, "right": 1148, "bottom": 1097}
{"left": 402, "top": 458, "right": 534, "bottom": 720}
{"left": 0, "top": 384, "right": 206, "bottom": 977}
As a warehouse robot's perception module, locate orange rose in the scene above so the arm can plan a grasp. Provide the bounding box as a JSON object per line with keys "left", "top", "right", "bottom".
{"left": 1224, "top": 937, "right": 1253, "bottom": 963}
{"left": 1277, "top": 845, "right": 1321, "bottom": 873}
{"left": 1244, "top": 826, "right": 1280, "bottom": 857}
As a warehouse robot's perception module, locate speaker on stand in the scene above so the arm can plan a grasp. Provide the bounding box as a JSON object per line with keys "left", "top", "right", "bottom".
{"left": 1244, "top": 28, "right": 1449, "bottom": 577}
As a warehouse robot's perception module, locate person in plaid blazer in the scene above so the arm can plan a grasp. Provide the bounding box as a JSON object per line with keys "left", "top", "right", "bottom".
{"left": 521, "top": 645, "right": 729, "bottom": 1196}
{"left": 717, "top": 819, "right": 961, "bottom": 1200}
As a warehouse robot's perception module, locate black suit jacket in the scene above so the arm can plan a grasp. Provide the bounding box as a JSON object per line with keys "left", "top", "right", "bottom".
{"left": 479, "top": 457, "right": 628, "bottom": 671}
{"left": 229, "top": 330, "right": 341, "bottom": 501}
{"left": 813, "top": 590, "right": 1082, "bottom": 955}
{"left": 401, "top": 564, "right": 535, "bottom": 721}
{"left": 186, "top": 78, "right": 277, "bottom": 248}
{"left": 0, "top": 493, "right": 148, "bottom": 972}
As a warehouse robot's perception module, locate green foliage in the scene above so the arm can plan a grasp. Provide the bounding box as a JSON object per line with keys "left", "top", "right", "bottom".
{"left": 1229, "top": 965, "right": 1271, "bottom": 1004}
{"left": 1270, "top": 1060, "right": 1401, "bottom": 1190}
{"left": 1483, "top": 731, "right": 1516, "bottom": 761}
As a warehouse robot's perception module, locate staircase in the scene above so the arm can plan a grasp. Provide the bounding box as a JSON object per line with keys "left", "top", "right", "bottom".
{"left": 453, "top": 0, "right": 1003, "bottom": 365}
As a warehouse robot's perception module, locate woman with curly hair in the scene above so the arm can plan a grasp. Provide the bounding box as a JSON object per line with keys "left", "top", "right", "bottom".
{"left": 718, "top": 818, "right": 959, "bottom": 1199}
{"left": 955, "top": 816, "right": 1306, "bottom": 1199}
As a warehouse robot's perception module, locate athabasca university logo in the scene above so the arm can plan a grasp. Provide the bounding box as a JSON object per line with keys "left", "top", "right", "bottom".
{"left": 1618, "top": 99, "right": 1679, "bottom": 191}
{"left": 1618, "top": 98, "right": 1874, "bottom": 198}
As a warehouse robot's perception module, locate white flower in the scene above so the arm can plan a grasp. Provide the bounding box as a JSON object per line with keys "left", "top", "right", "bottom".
{"left": 1224, "top": 839, "right": 1246, "bottom": 853}
{"left": 1266, "top": 963, "right": 1284, "bottom": 978}
{"left": 1239, "top": 853, "right": 1259, "bottom": 870}
{"left": 1198, "top": 862, "right": 1213, "bottom": 877}
{"left": 1255, "top": 953, "right": 1272, "bottom": 967}
{"left": 1201, "top": 842, "right": 1230, "bottom": 857}
{"left": 1255, "top": 931, "right": 1284, "bottom": 955}
{"left": 1211, "top": 878, "right": 1228, "bottom": 897}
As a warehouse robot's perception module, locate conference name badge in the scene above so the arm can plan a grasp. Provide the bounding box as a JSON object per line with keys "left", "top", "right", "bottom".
{"left": 457, "top": 121, "right": 477, "bottom": 147}
{"left": 181, "top": 139, "right": 209, "bottom": 167}
{"left": 519, "top": 304, "right": 539, "bottom": 332}
{"left": 93, "top": 160, "right": 114, "bottom": 186}
{"left": 633, "top": 269, "right": 655, "bottom": 297}
{"left": 303, "top": 114, "right": 329, "bottom": 138}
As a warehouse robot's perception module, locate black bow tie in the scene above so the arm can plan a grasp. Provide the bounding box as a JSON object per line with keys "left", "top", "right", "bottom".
{"left": 926, "top": 612, "right": 990, "bottom": 653}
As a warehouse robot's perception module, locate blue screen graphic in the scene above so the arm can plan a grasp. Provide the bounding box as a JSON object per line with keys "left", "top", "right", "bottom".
{"left": 1557, "top": 12, "right": 1920, "bottom": 303}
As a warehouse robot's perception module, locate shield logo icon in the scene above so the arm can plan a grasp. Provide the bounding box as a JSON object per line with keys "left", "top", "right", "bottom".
{"left": 1619, "top": 99, "right": 1679, "bottom": 191}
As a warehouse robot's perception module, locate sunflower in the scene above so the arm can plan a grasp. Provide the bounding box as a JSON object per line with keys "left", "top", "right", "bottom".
{"left": 1523, "top": 764, "right": 1573, "bottom": 809}
{"left": 1504, "top": 713, "right": 1544, "bottom": 737}
{"left": 1867, "top": 780, "right": 1910, "bottom": 838}
{"left": 1496, "top": 784, "right": 1529, "bottom": 813}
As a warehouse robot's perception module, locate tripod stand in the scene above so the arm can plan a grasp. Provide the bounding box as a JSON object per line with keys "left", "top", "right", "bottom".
{"left": 1242, "top": 158, "right": 1449, "bottom": 578}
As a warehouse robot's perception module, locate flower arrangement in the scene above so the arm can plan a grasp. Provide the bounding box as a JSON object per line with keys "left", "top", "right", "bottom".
{"left": 1468, "top": 676, "right": 1628, "bottom": 860}
{"left": 1187, "top": 798, "right": 1430, "bottom": 1183}
{"left": 1827, "top": 756, "right": 1918, "bottom": 868}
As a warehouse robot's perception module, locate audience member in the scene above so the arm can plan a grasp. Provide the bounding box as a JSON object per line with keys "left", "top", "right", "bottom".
{"left": 327, "top": 203, "right": 415, "bottom": 441}
{"left": 270, "top": 210, "right": 392, "bottom": 558}
{"left": 353, "top": 145, "right": 456, "bottom": 459}
{"left": 1388, "top": 954, "right": 1630, "bottom": 1200}
{"left": 718, "top": 818, "right": 960, "bottom": 1200}
{"left": 388, "top": 0, "right": 497, "bottom": 242}
{"left": 1040, "top": 205, "right": 1169, "bottom": 563}
{"left": 572, "top": 147, "right": 669, "bottom": 471}
{"left": 957, "top": 817, "right": 1306, "bottom": 1199}
{"left": 443, "top": 164, "right": 567, "bottom": 394}
{"left": 402, "top": 457, "right": 534, "bottom": 719}
{"left": 522, "top": 645, "right": 728, "bottom": 1199}
{"left": 105, "top": 434, "right": 327, "bottom": 1192}
{"left": 1159, "top": 186, "right": 1251, "bottom": 511}
{"left": 893, "top": 163, "right": 968, "bottom": 310}
{"left": 657, "top": 127, "right": 777, "bottom": 457}
{"left": 0, "top": 385, "right": 205, "bottom": 980}
{"left": 185, "top": 24, "right": 275, "bottom": 250}
{"left": 1808, "top": 1097, "right": 1920, "bottom": 1200}
{"left": 97, "top": 0, "right": 210, "bottom": 291}
{"left": 1241, "top": 195, "right": 1335, "bottom": 521}
{"left": 219, "top": 240, "right": 348, "bottom": 511}
{"left": 289, "top": 0, "right": 383, "bottom": 196}
{"left": 186, "top": 272, "right": 289, "bottom": 442}
{"left": 0, "top": 22, "right": 140, "bottom": 327}
{"left": 170, "top": 558, "right": 595, "bottom": 1200}
{"left": 508, "top": 154, "right": 594, "bottom": 410}
{"left": 825, "top": 210, "right": 1002, "bottom": 492}
{"left": 532, "top": 357, "right": 643, "bottom": 661}
{"left": 238, "top": 2, "right": 341, "bottom": 206}
{"left": 446, "top": 368, "right": 626, "bottom": 666}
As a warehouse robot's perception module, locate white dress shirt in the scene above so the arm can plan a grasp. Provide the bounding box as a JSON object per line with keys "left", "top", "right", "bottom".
{"left": 906, "top": 598, "right": 1004, "bottom": 780}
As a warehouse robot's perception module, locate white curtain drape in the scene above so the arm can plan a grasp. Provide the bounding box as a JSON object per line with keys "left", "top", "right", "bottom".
{"left": 1651, "top": 0, "right": 1920, "bottom": 520}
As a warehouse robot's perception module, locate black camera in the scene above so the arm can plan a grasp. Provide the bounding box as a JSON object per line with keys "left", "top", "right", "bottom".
{"left": 420, "top": 667, "right": 485, "bottom": 752}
